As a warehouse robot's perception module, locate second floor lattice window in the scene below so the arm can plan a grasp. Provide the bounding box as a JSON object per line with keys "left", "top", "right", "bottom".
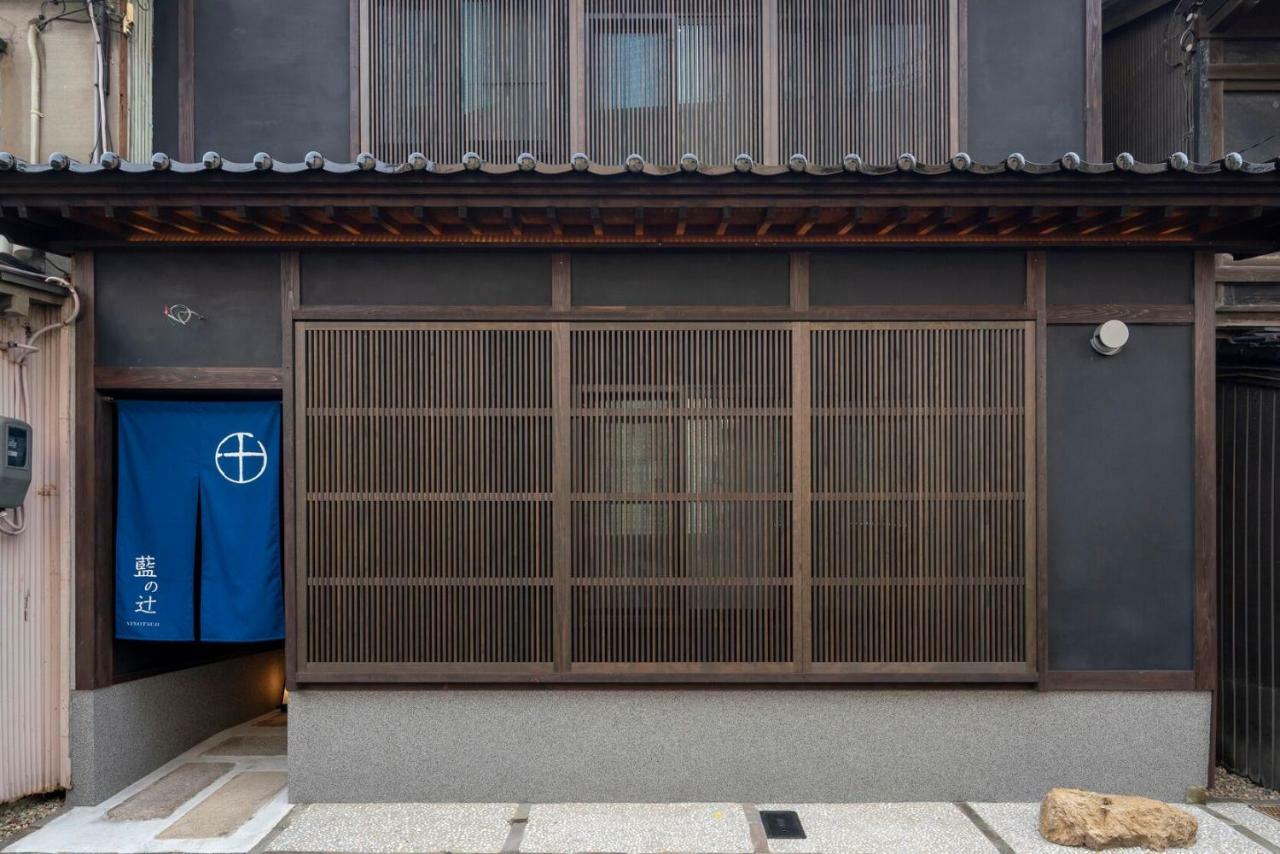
{"left": 779, "top": 0, "right": 953, "bottom": 165}
{"left": 584, "top": 0, "right": 764, "bottom": 164}
{"left": 365, "top": 0, "right": 954, "bottom": 165}
{"left": 367, "top": 0, "right": 572, "bottom": 164}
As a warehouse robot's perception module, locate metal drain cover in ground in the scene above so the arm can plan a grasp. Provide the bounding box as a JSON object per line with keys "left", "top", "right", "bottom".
{"left": 1251, "top": 804, "right": 1280, "bottom": 821}
{"left": 759, "top": 810, "right": 806, "bottom": 839}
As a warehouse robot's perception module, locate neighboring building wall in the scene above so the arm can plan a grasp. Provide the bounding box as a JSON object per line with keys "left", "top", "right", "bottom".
{"left": 0, "top": 300, "right": 74, "bottom": 802}
{"left": 1103, "top": 3, "right": 1194, "bottom": 160}
{"left": 290, "top": 688, "right": 1210, "bottom": 803}
{"left": 69, "top": 649, "right": 283, "bottom": 806}
{"left": 966, "top": 0, "right": 1088, "bottom": 162}
{"left": 0, "top": 2, "right": 123, "bottom": 161}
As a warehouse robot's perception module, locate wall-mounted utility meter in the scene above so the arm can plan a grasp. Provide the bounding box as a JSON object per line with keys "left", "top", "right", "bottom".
{"left": 0, "top": 418, "right": 32, "bottom": 508}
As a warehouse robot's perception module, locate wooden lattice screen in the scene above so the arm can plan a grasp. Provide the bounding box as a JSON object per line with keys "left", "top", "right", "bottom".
{"left": 364, "top": 0, "right": 956, "bottom": 166}
{"left": 778, "top": 0, "right": 955, "bottom": 165}
{"left": 366, "top": 0, "right": 573, "bottom": 164}
{"left": 296, "top": 321, "right": 1034, "bottom": 680}
{"left": 583, "top": 0, "right": 765, "bottom": 165}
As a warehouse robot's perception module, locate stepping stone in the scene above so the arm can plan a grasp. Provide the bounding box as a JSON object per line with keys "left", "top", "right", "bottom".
{"left": 202, "top": 733, "right": 286, "bottom": 756}
{"left": 157, "top": 771, "right": 287, "bottom": 840}
{"left": 106, "top": 762, "right": 233, "bottom": 821}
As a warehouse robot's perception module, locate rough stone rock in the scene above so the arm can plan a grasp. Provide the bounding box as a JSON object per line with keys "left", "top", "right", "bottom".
{"left": 1039, "top": 787, "right": 1198, "bottom": 851}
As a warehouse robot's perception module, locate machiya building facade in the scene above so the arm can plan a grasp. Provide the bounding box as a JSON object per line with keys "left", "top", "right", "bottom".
{"left": 2, "top": 0, "right": 1279, "bottom": 806}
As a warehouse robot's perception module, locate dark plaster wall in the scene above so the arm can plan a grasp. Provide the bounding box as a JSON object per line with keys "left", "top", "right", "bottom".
{"left": 152, "top": 0, "right": 179, "bottom": 157}
{"left": 301, "top": 251, "right": 551, "bottom": 305}
{"left": 967, "top": 0, "right": 1087, "bottom": 163}
{"left": 152, "top": 0, "right": 350, "bottom": 161}
{"left": 194, "top": 0, "right": 350, "bottom": 160}
{"left": 1047, "top": 324, "right": 1194, "bottom": 670}
{"left": 95, "top": 251, "right": 281, "bottom": 367}
{"left": 810, "top": 250, "right": 1025, "bottom": 305}
{"left": 573, "top": 253, "right": 789, "bottom": 305}
{"left": 1047, "top": 250, "right": 1194, "bottom": 304}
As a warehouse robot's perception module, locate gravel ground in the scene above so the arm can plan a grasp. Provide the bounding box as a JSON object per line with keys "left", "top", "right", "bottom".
{"left": 0, "top": 792, "right": 64, "bottom": 845}
{"left": 1210, "top": 766, "right": 1280, "bottom": 801}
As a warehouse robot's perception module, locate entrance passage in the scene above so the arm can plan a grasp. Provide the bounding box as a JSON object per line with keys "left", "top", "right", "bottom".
{"left": 294, "top": 321, "right": 1035, "bottom": 681}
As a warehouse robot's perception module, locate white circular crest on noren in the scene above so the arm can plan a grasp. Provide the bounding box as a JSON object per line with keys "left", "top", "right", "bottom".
{"left": 215, "top": 432, "right": 269, "bottom": 485}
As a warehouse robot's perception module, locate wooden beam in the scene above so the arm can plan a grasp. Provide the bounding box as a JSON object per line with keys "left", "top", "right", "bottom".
{"left": 369, "top": 206, "right": 401, "bottom": 236}
{"left": 94, "top": 366, "right": 285, "bottom": 390}
{"left": 794, "top": 207, "right": 821, "bottom": 237}
{"left": 1193, "top": 251, "right": 1217, "bottom": 697}
{"left": 1085, "top": 0, "right": 1103, "bottom": 161}
{"left": 756, "top": 207, "right": 776, "bottom": 237}
{"left": 73, "top": 252, "right": 111, "bottom": 690}
{"left": 281, "top": 251, "right": 300, "bottom": 688}
{"left": 715, "top": 207, "right": 732, "bottom": 237}
{"left": 1041, "top": 671, "right": 1196, "bottom": 691}
{"left": 1028, "top": 251, "right": 1048, "bottom": 683}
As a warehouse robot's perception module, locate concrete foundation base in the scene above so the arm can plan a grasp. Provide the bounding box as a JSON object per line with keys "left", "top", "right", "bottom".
{"left": 288, "top": 687, "right": 1210, "bottom": 804}
{"left": 69, "top": 650, "right": 284, "bottom": 806}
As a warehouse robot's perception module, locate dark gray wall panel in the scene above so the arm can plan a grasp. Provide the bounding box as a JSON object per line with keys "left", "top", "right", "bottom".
{"left": 96, "top": 251, "right": 281, "bottom": 367}
{"left": 810, "top": 251, "right": 1025, "bottom": 305}
{"left": 573, "top": 253, "right": 789, "bottom": 306}
{"left": 967, "top": 0, "right": 1086, "bottom": 163}
{"left": 1225, "top": 91, "right": 1280, "bottom": 161}
{"left": 1047, "top": 325, "right": 1194, "bottom": 670}
{"left": 301, "top": 252, "right": 551, "bottom": 306}
{"left": 193, "top": 0, "right": 349, "bottom": 161}
{"left": 152, "top": 0, "right": 179, "bottom": 157}
{"left": 1047, "top": 251, "right": 1194, "bottom": 304}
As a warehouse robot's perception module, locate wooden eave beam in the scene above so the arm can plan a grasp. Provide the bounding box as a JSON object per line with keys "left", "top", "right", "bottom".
{"left": 875, "top": 208, "right": 911, "bottom": 236}
{"left": 411, "top": 206, "right": 444, "bottom": 237}
{"left": 756, "top": 207, "right": 776, "bottom": 237}
{"left": 794, "top": 207, "right": 822, "bottom": 237}
{"left": 456, "top": 206, "right": 481, "bottom": 237}
{"left": 369, "top": 206, "right": 402, "bottom": 236}
{"left": 322, "top": 206, "right": 365, "bottom": 236}
{"left": 834, "top": 207, "right": 865, "bottom": 236}
{"left": 233, "top": 206, "right": 281, "bottom": 236}
{"left": 715, "top": 206, "right": 732, "bottom": 237}
{"left": 915, "top": 207, "right": 953, "bottom": 236}
{"left": 281, "top": 207, "right": 322, "bottom": 236}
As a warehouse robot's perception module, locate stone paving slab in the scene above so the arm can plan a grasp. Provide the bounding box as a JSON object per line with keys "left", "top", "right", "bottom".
{"left": 1204, "top": 803, "right": 1280, "bottom": 850}
{"left": 758, "top": 802, "right": 997, "bottom": 853}
{"left": 106, "top": 762, "right": 234, "bottom": 822}
{"left": 158, "top": 771, "right": 288, "bottom": 840}
{"left": 969, "top": 801, "right": 1266, "bottom": 853}
{"left": 521, "top": 803, "right": 753, "bottom": 854}
{"left": 202, "top": 734, "right": 287, "bottom": 757}
{"left": 267, "top": 803, "right": 519, "bottom": 853}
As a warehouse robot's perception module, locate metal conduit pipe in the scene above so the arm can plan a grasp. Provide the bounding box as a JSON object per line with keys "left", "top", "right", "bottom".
{"left": 26, "top": 21, "right": 41, "bottom": 163}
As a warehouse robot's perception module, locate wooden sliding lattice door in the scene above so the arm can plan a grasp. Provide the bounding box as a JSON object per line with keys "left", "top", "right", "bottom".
{"left": 295, "top": 321, "right": 1035, "bottom": 681}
